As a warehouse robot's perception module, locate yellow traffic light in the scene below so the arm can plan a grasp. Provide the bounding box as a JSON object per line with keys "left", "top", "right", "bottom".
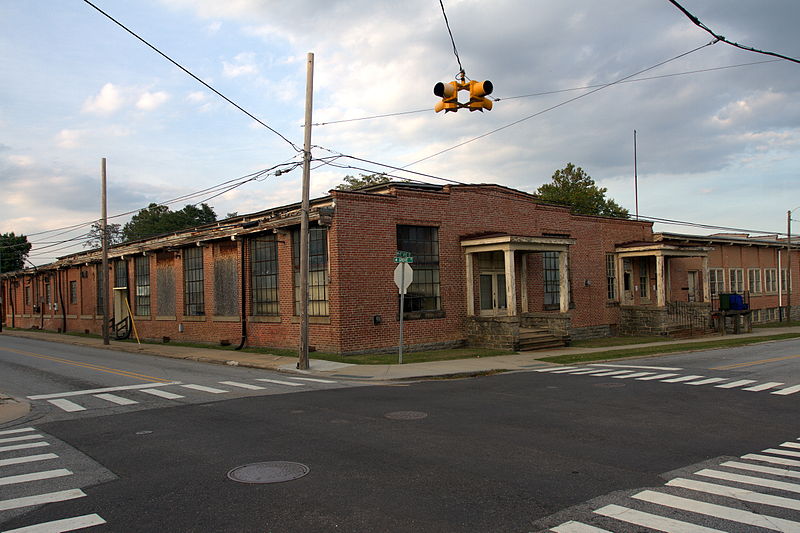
{"left": 467, "top": 80, "right": 493, "bottom": 112}
{"left": 434, "top": 81, "right": 459, "bottom": 113}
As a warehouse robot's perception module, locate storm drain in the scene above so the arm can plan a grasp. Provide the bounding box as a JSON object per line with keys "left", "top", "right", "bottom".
{"left": 384, "top": 410, "right": 428, "bottom": 420}
{"left": 227, "top": 461, "right": 310, "bottom": 484}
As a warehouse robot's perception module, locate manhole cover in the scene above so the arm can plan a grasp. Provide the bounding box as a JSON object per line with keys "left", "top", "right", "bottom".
{"left": 227, "top": 461, "right": 310, "bottom": 484}
{"left": 384, "top": 410, "right": 428, "bottom": 420}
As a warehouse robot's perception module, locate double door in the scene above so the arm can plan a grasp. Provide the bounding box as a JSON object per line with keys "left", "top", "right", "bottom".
{"left": 479, "top": 272, "right": 507, "bottom": 315}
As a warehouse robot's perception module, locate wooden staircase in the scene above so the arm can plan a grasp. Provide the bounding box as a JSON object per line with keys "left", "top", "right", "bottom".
{"left": 517, "top": 327, "right": 568, "bottom": 351}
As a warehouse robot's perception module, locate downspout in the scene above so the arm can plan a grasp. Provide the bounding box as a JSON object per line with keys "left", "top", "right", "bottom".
{"left": 58, "top": 268, "right": 67, "bottom": 333}
{"left": 235, "top": 236, "right": 247, "bottom": 350}
{"left": 10, "top": 278, "right": 16, "bottom": 328}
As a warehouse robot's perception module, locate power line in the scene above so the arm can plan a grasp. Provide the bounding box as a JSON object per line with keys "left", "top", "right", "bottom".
{"left": 667, "top": 0, "right": 800, "bottom": 64}
{"left": 403, "top": 40, "right": 718, "bottom": 168}
{"left": 439, "top": 0, "right": 464, "bottom": 76}
{"left": 81, "top": 0, "right": 302, "bottom": 151}
{"left": 310, "top": 59, "right": 777, "bottom": 127}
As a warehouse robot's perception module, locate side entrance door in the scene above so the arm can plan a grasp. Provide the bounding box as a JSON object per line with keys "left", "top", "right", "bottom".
{"left": 479, "top": 272, "right": 507, "bottom": 316}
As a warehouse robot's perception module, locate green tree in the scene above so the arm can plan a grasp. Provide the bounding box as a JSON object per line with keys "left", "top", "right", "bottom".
{"left": 122, "top": 203, "right": 218, "bottom": 241}
{"left": 335, "top": 173, "right": 391, "bottom": 191}
{"left": 84, "top": 222, "right": 123, "bottom": 249}
{"left": 536, "top": 163, "right": 629, "bottom": 218}
{"left": 0, "top": 233, "right": 32, "bottom": 272}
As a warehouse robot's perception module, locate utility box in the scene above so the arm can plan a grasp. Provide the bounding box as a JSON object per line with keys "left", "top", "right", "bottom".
{"left": 719, "top": 293, "right": 732, "bottom": 311}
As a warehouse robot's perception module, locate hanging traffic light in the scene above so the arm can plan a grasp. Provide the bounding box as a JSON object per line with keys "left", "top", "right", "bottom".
{"left": 433, "top": 79, "right": 493, "bottom": 113}
{"left": 433, "top": 81, "right": 459, "bottom": 113}
{"left": 467, "top": 80, "right": 493, "bottom": 112}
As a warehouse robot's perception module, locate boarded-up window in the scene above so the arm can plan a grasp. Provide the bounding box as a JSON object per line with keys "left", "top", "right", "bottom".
{"left": 214, "top": 242, "right": 239, "bottom": 316}
{"left": 156, "top": 253, "right": 175, "bottom": 316}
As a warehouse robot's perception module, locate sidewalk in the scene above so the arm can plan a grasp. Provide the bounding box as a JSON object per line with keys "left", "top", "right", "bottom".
{"left": 2, "top": 325, "right": 799, "bottom": 424}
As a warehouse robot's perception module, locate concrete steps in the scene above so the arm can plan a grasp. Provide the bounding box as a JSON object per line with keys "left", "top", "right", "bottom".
{"left": 518, "top": 327, "right": 568, "bottom": 351}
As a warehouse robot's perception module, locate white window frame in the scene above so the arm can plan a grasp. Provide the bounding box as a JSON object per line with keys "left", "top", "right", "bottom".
{"left": 729, "top": 268, "right": 744, "bottom": 294}
{"left": 765, "top": 268, "right": 777, "bottom": 293}
{"left": 747, "top": 268, "right": 762, "bottom": 295}
{"left": 709, "top": 268, "right": 725, "bottom": 297}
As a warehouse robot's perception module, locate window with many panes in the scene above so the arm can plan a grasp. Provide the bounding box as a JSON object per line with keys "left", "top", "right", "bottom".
{"left": 45, "top": 282, "right": 51, "bottom": 305}
{"left": 729, "top": 268, "right": 744, "bottom": 294}
{"left": 135, "top": 256, "right": 150, "bottom": 316}
{"left": 396, "top": 225, "right": 440, "bottom": 313}
{"left": 765, "top": 268, "right": 777, "bottom": 293}
{"left": 292, "top": 227, "right": 329, "bottom": 316}
{"left": 114, "top": 260, "right": 128, "bottom": 289}
{"left": 747, "top": 268, "right": 761, "bottom": 294}
{"left": 709, "top": 268, "right": 725, "bottom": 297}
{"left": 183, "top": 247, "right": 205, "bottom": 316}
{"left": 24, "top": 285, "right": 31, "bottom": 306}
{"left": 252, "top": 235, "right": 279, "bottom": 315}
{"left": 543, "top": 252, "right": 560, "bottom": 306}
{"left": 781, "top": 268, "right": 790, "bottom": 292}
{"left": 606, "top": 254, "right": 616, "bottom": 300}
{"left": 639, "top": 259, "right": 649, "bottom": 298}
{"left": 69, "top": 281, "right": 77, "bottom": 305}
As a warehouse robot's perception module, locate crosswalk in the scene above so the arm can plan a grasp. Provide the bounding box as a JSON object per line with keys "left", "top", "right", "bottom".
{"left": 27, "top": 376, "right": 341, "bottom": 414}
{"left": 534, "top": 363, "right": 800, "bottom": 396}
{"left": 0, "top": 427, "right": 105, "bottom": 532}
{"left": 547, "top": 437, "right": 800, "bottom": 532}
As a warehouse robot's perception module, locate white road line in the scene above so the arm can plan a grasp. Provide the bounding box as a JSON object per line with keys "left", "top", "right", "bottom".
{"left": 0, "top": 434, "right": 43, "bottom": 444}
{"left": 594, "top": 503, "right": 724, "bottom": 533}
{"left": 550, "top": 521, "right": 613, "bottom": 532}
{"left": 219, "top": 381, "right": 266, "bottom": 390}
{"left": 0, "top": 427, "right": 35, "bottom": 436}
{"left": 3, "top": 513, "right": 107, "bottom": 532}
{"left": 534, "top": 366, "right": 577, "bottom": 372}
{"left": 47, "top": 399, "right": 86, "bottom": 412}
{"left": 742, "top": 453, "right": 800, "bottom": 468}
{"left": 668, "top": 477, "right": 800, "bottom": 511}
{"left": 632, "top": 490, "right": 800, "bottom": 531}
{"left": 781, "top": 442, "right": 800, "bottom": 450}
{"left": 28, "top": 382, "right": 180, "bottom": 400}
{"left": 613, "top": 372, "right": 655, "bottom": 379}
{"left": 0, "top": 442, "right": 50, "bottom": 453}
{"left": 661, "top": 375, "right": 704, "bottom": 383}
{"left": 255, "top": 379, "right": 304, "bottom": 387}
{"left": 0, "top": 488, "right": 86, "bottom": 512}
{"left": 0, "top": 468, "right": 72, "bottom": 486}
{"left": 589, "top": 364, "right": 683, "bottom": 371}
{"left": 696, "top": 468, "right": 800, "bottom": 493}
{"left": 551, "top": 368, "right": 590, "bottom": 373}
{"left": 721, "top": 460, "right": 800, "bottom": 480}
{"left": 773, "top": 384, "right": 800, "bottom": 395}
{"left": 763, "top": 447, "right": 800, "bottom": 459}
{"left": 180, "top": 384, "right": 228, "bottom": 394}
{"left": 288, "top": 377, "right": 337, "bottom": 383}
{"left": 636, "top": 373, "right": 679, "bottom": 381}
{"left": 557, "top": 369, "right": 609, "bottom": 375}
{"left": 94, "top": 393, "right": 138, "bottom": 406}
{"left": 0, "top": 453, "right": 58, "bottom": 467}
{"left": 715, "top": 379, "right": 757, "bottom": 389}
{"left": 743, "top": 381, "right": 784, "bottom": 392}
{"left": 589, "top": 370, "right": 636, "bottom": 377}
{"left": 139, "top": 388, "right": 184, "bottom": 400}
{"left": 685, "top": 377, "right": 728, "bottom": 386}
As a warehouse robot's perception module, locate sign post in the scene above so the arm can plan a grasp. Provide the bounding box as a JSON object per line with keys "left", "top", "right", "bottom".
{"left": 393, "top": 252, "right": 413, "bottom": 364}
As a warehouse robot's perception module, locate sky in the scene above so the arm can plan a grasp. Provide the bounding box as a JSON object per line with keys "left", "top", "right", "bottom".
{"left": 1, "top": 0, "right": 799, "bottom": 265}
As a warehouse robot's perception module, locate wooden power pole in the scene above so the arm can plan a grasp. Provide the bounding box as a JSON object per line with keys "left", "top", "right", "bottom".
{"left": 297, "top": 52, "right": 314, "bottom": 370}
{"left": 101, "top": 158, "right": 110, "bottom": 345}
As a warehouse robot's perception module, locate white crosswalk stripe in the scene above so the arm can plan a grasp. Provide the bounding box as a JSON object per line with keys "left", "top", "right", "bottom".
{"left": 636, "top": 372, "right": 679, "bottom": 380}
{"left": 612, "top": 372, "right": 654, "bottom": 379}
{"left": 685, "top": 377, "right": 727, "bottom": 386}
{"left": 288, "top": 377, "right": 338, "bottom": 383}
{"left": 0, "top": 468, "right": 72, "bottom": 486}
{"left": 3, "top": 513, "right": 107, "bottom": 532}
{"left": 0, "top": 453, "right": 59, "bottom": 467}
{"left": 46, "top": 399, "right": 85, "bottom": 412}
{"left": 715, "top": 379, "right": 756, "bottom": 389}
{"left": 0, "top": 442, "right": 50, "bottom": 453}
{"left": 139, "top": 388, "right": 184, "bottom": 400}
{"left": 0, "top": 434, "right": 44, "bottom": 445}
{"left": 589, "top": 370, "right": 636, "bottom": 377}
{"left": 219, "top": 381, "right": 266, "bottom": 390}
{"left": 0, "top": 427, "right": 36, "bottom": 436}
{"left": 256, "top": 378, "right": 305, "bottom": 387}
{"left": 773, "top": 384, "right": 800, "bottom": 395}
{"left": 661, "top": 374, "right": 705, "bottom": 383}
{"left": 548, "top": 436, "right": 800, "bottom": 532}
{"left": 0, "top": 488, "right": 87, "bottom": 512}
{"left": 94, "top": 393, "right": 138, "bottom": 405}
{"left": 743, "top": 381, "right": 784, "bottom": 391}
{"left": 179, "top": 384, "right": 228, "bottom": 394}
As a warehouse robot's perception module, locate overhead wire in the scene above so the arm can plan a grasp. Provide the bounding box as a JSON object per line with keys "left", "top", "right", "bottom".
{"left": 81, "top": 0, "right": 302, "bottom": 151}
{"left": 438, "top": 0, "right": 464, "bottom": 76}
{"left": 667, "top": 0, "right": 800, "bottom": 64}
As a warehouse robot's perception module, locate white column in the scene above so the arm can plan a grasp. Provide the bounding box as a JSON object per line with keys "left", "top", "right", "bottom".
{"left": 504, "top": 249, "right": 517, "bottom": 316}
{"left": 465, "top": 252, "right": 474, "bottom": 316}
{"left": 656, "top": 254, "right": 665, "bottom": 307}
{"left": 559, "top": 250, "right": 569, "bottom": 313}
{"left": 617, "top": 255, "right": 625, "bottom": 304}
{"left": 702, "top": 255, "right": 710, "bottom": 303}
{"left": 520, "top": 254, "right": 528, "bottom": 313}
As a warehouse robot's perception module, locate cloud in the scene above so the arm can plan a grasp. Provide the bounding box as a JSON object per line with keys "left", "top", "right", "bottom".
{"left": 136, "top": 91, "right": 170, "bottom": 111}
{"left": 8, "top": 155, "right": 33, "bottom": 167}
{"left": 56, "top": 129, "right": 83, "bottom": 149}
{"left": 82, "top": 83, "right": 124, "bottom": 114}
{"left": 222, "top": 52, "right": 259, "bottom": 77}
{"left": 207, "top": 20, "right": 222, "bottom": 34}
{"left": 187, "top": 91, "right": 208, "bottom": 103}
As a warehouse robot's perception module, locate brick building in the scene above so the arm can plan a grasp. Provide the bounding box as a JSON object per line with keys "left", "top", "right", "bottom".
{"left": 1, "top": 183, "right": 797, "bottom": 353}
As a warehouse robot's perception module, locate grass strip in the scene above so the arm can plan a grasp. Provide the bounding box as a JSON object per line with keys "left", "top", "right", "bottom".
{"left": 540, "top": 333, "right": 800, "bottom": 365}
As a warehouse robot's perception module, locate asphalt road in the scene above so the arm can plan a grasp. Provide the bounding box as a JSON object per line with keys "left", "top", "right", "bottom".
{"left": 1, "top": 338, "right": 798, "bottom": 532}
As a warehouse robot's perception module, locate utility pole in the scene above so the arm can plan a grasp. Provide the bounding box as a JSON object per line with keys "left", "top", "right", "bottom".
{"left": 633, "top": 130, "right": 639, "bottom": 220}
{"left": 297, "top": 52, "right": 314, "bottom": 370}
{"left": 0, "top": 246, "right": 4, "bottom": 333}
{"left": 101, "top": 158, "right": 110, "bottom": 345}
{"left": 788, "top": 210, "right": 792, "bottom": 323}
